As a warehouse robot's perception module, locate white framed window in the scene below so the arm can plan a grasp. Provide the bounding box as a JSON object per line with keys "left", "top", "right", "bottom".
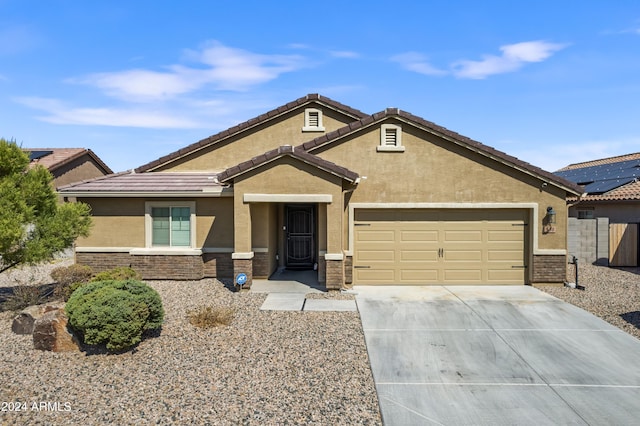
{"left": 377, "top": 124, "right": 405, "bottom": 152}
{"left": 145, "top": 201, "right": 196, "bottom": 248}
{"left": 302, "top": 108, "right": 325, "bottom": 132}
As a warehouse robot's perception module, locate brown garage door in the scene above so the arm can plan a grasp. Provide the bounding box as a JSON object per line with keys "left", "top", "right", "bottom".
{"left": 353, "top": 209, "right": 527, "bottom": 285}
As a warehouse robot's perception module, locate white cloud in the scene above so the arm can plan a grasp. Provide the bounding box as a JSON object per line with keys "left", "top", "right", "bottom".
{"left": 330, "top": 50, "right": 360, "bottom": 58}
{"left": 16, "top": 97, "right": 201, "bottom": 128}
{"left": 453, "top": 41, "right": 568, "bottom": 79}
{"left": 73, "top": 41, "right": 308, "bottom": 101}
{"left": 390, "top": 52, "right": 447, "bottom": 76}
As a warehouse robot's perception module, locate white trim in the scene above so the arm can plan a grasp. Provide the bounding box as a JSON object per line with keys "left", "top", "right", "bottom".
{"left": 324, "top": 253, "right": 344, "bottom": 261}
{"left": 202, "top": 247, "right": 234, "bottom": 253}
{"left": 377, "top": 145, "right": 406, "bottom": 152}
{"left": 534, "top": 249, "right": 567, "bottom": 255}
{"left": 75, "top": 247, "right": 131, "bottom": 253}
{"left": 232, "top": 251, "right": 254, "bottom": 259}
{"left": 251, "top": 247, "right": 269, "bottom": 253}
{"left": 302, "top": 108, "right": 325, "bottom": 132}
{"left": 379, "top": 124, "right": 403, "bottom": 150}
{"left": 130, "top": 248, "right": 202, "bottom": 256}
{"left": 244, "top": 193, "right": 333, "bottom": 203}
{"left": 145, "top": 201, "right": 197, "bottom": 249}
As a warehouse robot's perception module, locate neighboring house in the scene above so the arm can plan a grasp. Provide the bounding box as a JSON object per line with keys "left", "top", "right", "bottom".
{"left": 555, "top": 153, "right": 640, "bottom": 266}
{"left": 58, "top": 94, "right": 582, "bottom": 288}
{"left": 25, "top": 148, "right": 113, "bottom": 188}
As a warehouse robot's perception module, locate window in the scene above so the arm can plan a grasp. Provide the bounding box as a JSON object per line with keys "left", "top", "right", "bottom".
{"left": 302, "top": 108, "right": 325, "bottom": 132}
{"left": 377, "top": 124, "right": 405, "bottom": 152}
{"left": 577, "top": 209, "right": 595, "bottom": 219}
{"left": 145, "top": 202, "right": 196, "bottom": 248}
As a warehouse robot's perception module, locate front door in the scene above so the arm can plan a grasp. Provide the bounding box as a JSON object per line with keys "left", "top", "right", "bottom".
{"left": 286, "top": 205, "right": 315, "bottom": 269}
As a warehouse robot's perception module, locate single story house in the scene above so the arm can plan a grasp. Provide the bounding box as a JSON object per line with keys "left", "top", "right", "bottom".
{"left": 555, "top": 153, "right": 640, "bottom": 266}
{"left": 58, "top": 94, "right": 582, "bottom": 289}
{"left": 26, "top": 148, "right": 113, "bottom": 188}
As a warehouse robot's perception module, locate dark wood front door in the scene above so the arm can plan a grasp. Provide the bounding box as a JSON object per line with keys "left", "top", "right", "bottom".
{"left": 286, "top": 205, "right": 315, "bottom": 269}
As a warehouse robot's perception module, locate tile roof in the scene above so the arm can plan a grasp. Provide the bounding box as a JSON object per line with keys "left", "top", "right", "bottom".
{"left": 217, "top": 145, "right": 359, "bottom": 183}
{"left": 557, "top": 152, "right": 640, "bottom": 202}
{"left": 135, "top": 94, "right": 368, "bottom": 173}
{"left": 58, "top": 172, "right": 224, "bottom": 195}
{"left": 297, "top": 108, "right": 583, "bottom": 195}
{"left": 25, "top": 148, "right": 113, "bottom": 174}
{"left": 557, "top": 152, "right": 640, "bottom": 171}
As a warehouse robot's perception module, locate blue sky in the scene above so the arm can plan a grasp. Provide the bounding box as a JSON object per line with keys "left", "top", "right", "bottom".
{"left": 2, "top": 0, "right": 640, "bottom": 173}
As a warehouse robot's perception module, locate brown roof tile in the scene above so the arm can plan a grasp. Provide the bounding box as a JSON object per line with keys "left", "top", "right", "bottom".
{"left": 24, "top": 148, "right": 113, "bottom": 174}
{"left": 557, "top": 152, "right": 640, "bottom": 171}
{"left": 217, "top": 145, "right": 359, "bottom": 184}
{"left": 58, "top": 172, "right": 223, "bottom": 194}
{"left": 135, "top": 94, "right": 368, "bottom": 173}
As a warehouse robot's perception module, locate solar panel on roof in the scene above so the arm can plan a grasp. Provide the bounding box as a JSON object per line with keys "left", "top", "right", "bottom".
{"left": 555, "top": 158, "right": 640, "bottom": 194}
{"left": 28, "top": 150, "right": 53, "bottom": 161}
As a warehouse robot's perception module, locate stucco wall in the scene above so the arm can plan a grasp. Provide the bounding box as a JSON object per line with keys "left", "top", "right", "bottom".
{"left": 53, "top": 155, "right": 109, "bottom": 188}
{"left": 569, "top": 201, "right": 640, "bottom": 224}
{"left": 311, "top": 120, "right": 569, "bottom": 251}
{"left": 157, "top": 106, "right": 356, "bottom": 172}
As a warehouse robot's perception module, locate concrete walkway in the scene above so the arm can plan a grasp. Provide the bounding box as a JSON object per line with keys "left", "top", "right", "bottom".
{"left": 355, "top": 285, "right": 640, "bottom": 425}
{"left": 251, "top": 270, "right": 356, "bottom": 312}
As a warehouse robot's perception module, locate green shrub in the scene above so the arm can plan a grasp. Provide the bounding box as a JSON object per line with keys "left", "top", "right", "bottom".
{"left": 187, "top": 305, "right": 235, "bottom": 329}
{"left": 51, "top": 264, "right": 93, "bottom": 301}
{"left": 65, "top": 280, "right": 164, "bottom": 352}
{"left": 3, "top": 286, "right": 45, "bottom": 311}
{"left": 91, "top": 267, "right": 141, "bottom": 282}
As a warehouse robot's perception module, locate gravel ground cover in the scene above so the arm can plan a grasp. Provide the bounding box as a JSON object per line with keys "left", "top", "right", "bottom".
{"left": 2, "top": 258, "right": 639, "bottom": 424}
{"left": 0, "top": 260, "right": 381, "bottom": 425}
{"left": 541, "top": 263, "right": 640, "bottom": 340}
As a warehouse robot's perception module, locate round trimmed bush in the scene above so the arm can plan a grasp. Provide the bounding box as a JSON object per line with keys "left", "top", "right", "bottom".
{"left": 65, "top": 280, "right": 164, "bottom": 351}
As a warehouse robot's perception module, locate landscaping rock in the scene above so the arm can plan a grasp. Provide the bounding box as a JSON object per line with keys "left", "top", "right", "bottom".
{"left": 32, "top": 307, "right": 80, "bottom": 352}
{"left": 11, "top": 302, "right": 65, "bottom": 335}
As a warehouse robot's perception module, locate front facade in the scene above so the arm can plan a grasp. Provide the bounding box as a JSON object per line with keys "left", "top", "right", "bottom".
{"left": 59, "top": 95, "right": 581, "bottom": 288}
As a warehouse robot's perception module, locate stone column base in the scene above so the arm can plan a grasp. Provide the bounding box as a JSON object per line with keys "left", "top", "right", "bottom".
{"left": 233, "top": 258, "right": 253, "bottom": 288}
{"left": 325, "top": 259, "right": 344, "bottom": 290}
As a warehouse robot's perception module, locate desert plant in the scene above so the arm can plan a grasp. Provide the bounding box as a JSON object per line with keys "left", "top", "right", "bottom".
{"left": 187, "top": 305, "right": 235, "bottom": 329}
{"left": 65, "top": 279, "right": 164, "bottom": 351}
{"left": 91, "top": 266, "right": 141, "bottom": 282}
{"left": 51, "top": 264, "right": 94, "bottom": 301}
{"left": 3, "top": 286, "right": 45, "bottom": 311}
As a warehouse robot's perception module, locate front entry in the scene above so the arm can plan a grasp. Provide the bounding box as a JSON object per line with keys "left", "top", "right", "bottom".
{"left": 285, "top": 205, "right": 315, "bottom": 269}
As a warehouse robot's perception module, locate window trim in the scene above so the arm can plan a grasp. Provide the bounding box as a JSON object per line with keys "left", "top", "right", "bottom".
{"left": 145, "top": 201, "right": 197, "bottom": 249}
{"left": 302, "top": 108, "right": 325, "bottom": 132}
{"left": 377, "top": 124, "right": 405, "bottom": 152}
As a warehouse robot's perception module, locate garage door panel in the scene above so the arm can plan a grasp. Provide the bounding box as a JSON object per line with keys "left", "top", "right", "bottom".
{"left": 444, "top": 230, "right": 482, "bottom": 242}
{"left": 488, "top": 230, "right": 524, "bottom": 241}
{"left": 400, "top": 269, "right": 439, "bottom": 281}
{"left": 357, "top": 250, "right": 395, "bottom": 262}
{"left": 355, "top": 269, "right": 395, "bottom": 283}
{"left": 488, "top": 269, "right": 525, "bottom": 282}
{"left": 400, "top": 250, "right": 438, "bottom": 262}
{"left": 353, "top": 209, "right": 526, "bottom": 285}
{"left": 444, "top": 269, "right": 482, "bottom": 282}
{"left": 356, "top": 230, "right": 395, "bottom": 242}
{"left": 444, "top": 250, "right": 482, "bottom": 261}
{"left": 400, "top": 230, "right": 438, "bottom": 242}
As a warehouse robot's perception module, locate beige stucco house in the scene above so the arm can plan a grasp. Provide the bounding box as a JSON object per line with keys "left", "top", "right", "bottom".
{"left": 58, "top": 94, "right": 582, "bottom": 289}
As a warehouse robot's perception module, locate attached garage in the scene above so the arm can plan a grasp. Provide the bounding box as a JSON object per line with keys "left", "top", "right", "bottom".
{"left": 353, "top": 209, "right": 528, "bottom": 285}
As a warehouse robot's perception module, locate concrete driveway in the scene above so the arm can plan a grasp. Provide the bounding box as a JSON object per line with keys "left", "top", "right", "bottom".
{"left": 355, "top": 285, "right": 640, "bottom": 425}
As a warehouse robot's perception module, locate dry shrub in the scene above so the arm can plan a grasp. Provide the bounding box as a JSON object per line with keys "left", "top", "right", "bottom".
{"left": 51, "top": 264, "right": 94, "bottom": 301}
{"left": 3, "top": 286, "right": 45, "bottom": 311}
{"left": 187, "top": 305, "right": 235, "bottom": 329}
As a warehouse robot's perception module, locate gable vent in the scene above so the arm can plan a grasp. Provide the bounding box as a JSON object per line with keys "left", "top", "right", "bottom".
{"left": 308, "top": 111, "right": 320, "bottom": 127}
{"left": 384, "top": 127, "right": 398, "bottom": 146}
